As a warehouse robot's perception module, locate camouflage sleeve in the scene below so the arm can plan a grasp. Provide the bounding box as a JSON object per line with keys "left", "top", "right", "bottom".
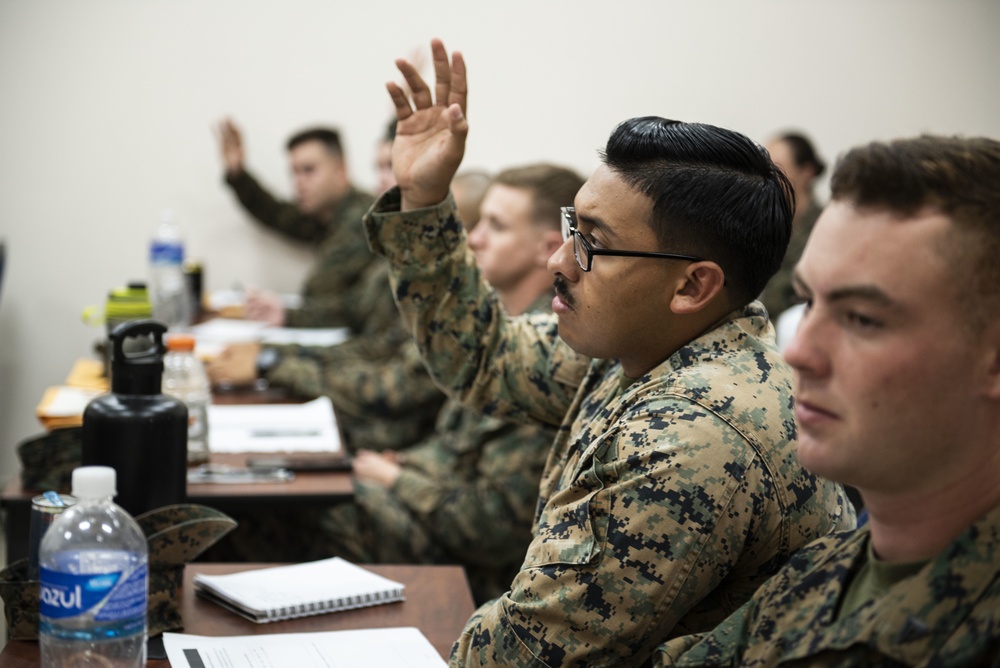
{"left": 290, "top": 191, "right": 381, "bottom": 324}
{"left": 223, "top": 169, "right": 328, "bottom": 242}
{"left": 652, "top": 599, "right": 755, "bottom": 666}
{"left": 450, "top": 398, "right": 775, "bottom": 666}
{"left": 392, "top": 415, "right": 554, "bottom": 567}
{"left": 265, "top": 336, "right": 446, "bottom": 451}
{"left": 363, "top": 189, "right": 585, "bottom": 428}
{"left": 285, "top": 262, "right": 398, "bottom": 334}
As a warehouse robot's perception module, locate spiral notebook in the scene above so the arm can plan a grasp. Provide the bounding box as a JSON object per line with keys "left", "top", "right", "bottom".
{"left": 193, "top": 557, "right": 406, "bottom": 623}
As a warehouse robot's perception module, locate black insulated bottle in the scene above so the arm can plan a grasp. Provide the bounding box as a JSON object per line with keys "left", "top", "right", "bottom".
{"left": 82, "top": 319, "right": 188, "bottom": 516}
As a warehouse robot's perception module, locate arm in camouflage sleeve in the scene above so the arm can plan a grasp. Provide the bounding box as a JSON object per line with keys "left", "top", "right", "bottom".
{"left": 224, "top": 169, "right": 329, "bottom": 242}
{"left": 264, "top": 336, "right": 446, "bottom": 450}
{"left": 392, "top": 413, "right": 554, "bottom": 567}
{"left": 449, "top": 399, "right": 776, "bottom": 667}
{"left": 365, "top": 190, "right": 584, "bottom": 428}
{"left": 652, "top": 598, "right": 756, "bottom": 666}
{"left": 367, "top": 40, "right": 586, "bottom": 426}
{"left": 285, "top": 259, "right": 397, "bottom": 332}
{"left": 285, "top": 190, "right": 379, "bottom": 326}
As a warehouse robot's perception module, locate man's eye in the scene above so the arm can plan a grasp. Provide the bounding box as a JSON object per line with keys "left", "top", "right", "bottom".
{"left": 844, "top": 310, "right": 882, "bottom": 330}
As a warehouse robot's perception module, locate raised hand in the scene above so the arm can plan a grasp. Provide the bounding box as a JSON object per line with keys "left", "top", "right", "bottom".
{"left": 386, "top": 38, "right": 468, "bottom": 210}
{"left": 216, "top": 117, "right": 245, "bottom": 174}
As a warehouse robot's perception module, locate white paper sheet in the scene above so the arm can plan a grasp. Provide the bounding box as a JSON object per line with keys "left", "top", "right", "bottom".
{"left": 38, "top": 386, "right": 105, "bottom": 417}
{"left": 189, "top": 317, "right": 349, "bottom": 355}
{"left": 163, "top": 627, "right": 447, "bottom": 668}
{"left": 208, "top": 396, "right": 341, "bottom": 453}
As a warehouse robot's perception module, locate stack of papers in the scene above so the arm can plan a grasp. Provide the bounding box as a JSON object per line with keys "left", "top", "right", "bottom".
{"left": 164, "top": 628, "right": 446, "bottom": 668}
{"left": 208, "top": 396, "right": 341, "bottom": 453}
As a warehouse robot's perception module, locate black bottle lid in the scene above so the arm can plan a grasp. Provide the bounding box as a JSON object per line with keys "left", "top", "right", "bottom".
{"left": 109, "top": 319, "right": 168, "bottom": 395}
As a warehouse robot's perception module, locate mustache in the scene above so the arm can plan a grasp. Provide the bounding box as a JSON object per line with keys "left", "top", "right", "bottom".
{"left": 554, "top": 276, "right": 574, "bottom": 309}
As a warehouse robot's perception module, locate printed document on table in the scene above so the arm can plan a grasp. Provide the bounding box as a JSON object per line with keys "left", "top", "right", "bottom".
{"left": 190, "top": 317, "right": 349, "bottom": 357}
{"left": 163, "top": 627, "right": 447, "bottom": 668}
{"left": 208, "top": 396, "right": 341, "bottom": 453}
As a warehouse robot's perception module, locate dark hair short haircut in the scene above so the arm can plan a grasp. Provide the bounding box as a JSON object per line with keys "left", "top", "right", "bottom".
{"left": 286, "top": 127, "right": 343, "bottom": 158}
{"left": 602, "top": 116, "right": 794, "bottom": 308}
{"left": 492, "top": 164, "right": 585, "bottom": 232}
{"left": 831, "top": 135, "right": 1000, "bottom": 327}
{"left": 777, "top": 132, "right": 826, "bottom": 177}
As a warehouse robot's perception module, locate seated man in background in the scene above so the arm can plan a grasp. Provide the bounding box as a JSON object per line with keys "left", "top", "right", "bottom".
{"left": 316, "top": 164, "right": 584, "bottom": 604}
{"left": 216, "top": 119, "right": 377, "bottom": 329}
{"left": 210, "top": 120, "right": 444, "bottom": 453}
{"left": 658, "top": 135, "right": 1000, "bottom": 667}
{"left": 365, "top": 40, "right": 852, "bottom": 666}
{"left": 759, "top": 131, "right": 826, "bottom": 320}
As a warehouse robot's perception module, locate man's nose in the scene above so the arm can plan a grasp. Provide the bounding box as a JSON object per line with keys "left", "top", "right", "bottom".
{"left": 547, "top": 236, "right": 579, "bottom": 279}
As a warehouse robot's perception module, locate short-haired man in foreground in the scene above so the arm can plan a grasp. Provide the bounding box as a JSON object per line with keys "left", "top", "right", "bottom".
{"left": 658, "top": 135, "right": 1000, "bottom": 666}
{"left": 364, "top": 40, "right": 853, "bottom": 666}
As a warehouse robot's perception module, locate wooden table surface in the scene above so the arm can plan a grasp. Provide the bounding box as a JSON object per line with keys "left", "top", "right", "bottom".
{"left": 0, "top": 562, "right": 475, "bottom": 665}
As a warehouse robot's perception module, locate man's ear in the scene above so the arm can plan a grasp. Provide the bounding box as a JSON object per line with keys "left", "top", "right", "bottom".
{"left": 669, "top": 261, "right": 726, "bottom": 314}
{"left": 537, "top": 230, "right": 564, "bottom": 266}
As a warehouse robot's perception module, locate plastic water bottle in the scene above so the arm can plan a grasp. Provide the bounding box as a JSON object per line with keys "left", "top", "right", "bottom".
{"left": 149, "top": 209, "right": 191, "bottom": 328}
{"left": 162, "top": 333, "right": 211, "bottom": 465}
{"left": 39, "top": 466, "right": 148, "bottom": 667}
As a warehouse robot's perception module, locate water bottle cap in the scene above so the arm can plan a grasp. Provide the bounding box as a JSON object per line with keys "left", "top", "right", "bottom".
{"left": 72, "top": 466, "right": 117, "bottom": 499}
{"left": 166, "top": 334, "right": 196, "bottom": 352}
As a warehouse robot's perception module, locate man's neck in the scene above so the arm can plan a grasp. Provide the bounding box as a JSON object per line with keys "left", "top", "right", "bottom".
{"left": 863, "top": 446, "right": 1000, "bottom": 563}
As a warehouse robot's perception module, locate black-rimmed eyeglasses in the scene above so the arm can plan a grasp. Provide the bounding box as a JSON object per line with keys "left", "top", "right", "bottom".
{"left": 560, "top": 207, "right": 705, "bottom": 272}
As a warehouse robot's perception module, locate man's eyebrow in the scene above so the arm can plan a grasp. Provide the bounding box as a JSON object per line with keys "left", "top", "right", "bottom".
{"left": 827, "top": 285, "right": 896, "bottom": 307}
{"left": 793, "top": 270, "right": 897, "bottom": 307}
{"left": 576, "top": 212, "right": 619, "bottom": 243}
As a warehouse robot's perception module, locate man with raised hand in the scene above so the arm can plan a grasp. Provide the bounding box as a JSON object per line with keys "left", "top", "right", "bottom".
{"left": 364, "top": 39, "right": 853, "bottom": 666}
{"left": 658, "top": 135, "right": 1000, "bottom": 667}
{"left": 216, "top": 120, "right": 378, "bottom": 329}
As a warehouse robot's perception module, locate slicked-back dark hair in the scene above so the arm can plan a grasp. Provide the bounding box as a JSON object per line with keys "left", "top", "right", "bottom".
{"left": 831, "top": 135, "right": 1000, "bottom": 327}
{"left": 286, "top": 127, "right": 343, "bottom": 159}
{"left": 601, "top": 116, "right": 794, "bottom": 308}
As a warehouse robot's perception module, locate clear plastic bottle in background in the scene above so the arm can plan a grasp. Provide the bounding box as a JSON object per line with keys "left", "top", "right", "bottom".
{"left": 39, "top": 466, "right": 148, "bottom": 668}
{"left": 149, "top": 208, "right": 191, "bottom": 328}
{"left": 162, "top": 334, "right": 211, "bottom": 465}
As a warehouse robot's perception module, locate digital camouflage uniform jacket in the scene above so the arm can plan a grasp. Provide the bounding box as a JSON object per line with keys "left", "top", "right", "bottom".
{"left": 224, "top": 169, "right": 380, "bottom": 329}
{"left": 227, "top": 171, "right": 442, "bottom": 451}
{"left": 320, "top": 291, "right": 558, "bottom": 604}
{"left": 363, "top": 189, "right": 855, "bottom": 667}
{"left": 657, "top": 502, "right": 1000, "bottom": 667}
{"left": 263, "top": 327, "right": 446, "bottom": 453}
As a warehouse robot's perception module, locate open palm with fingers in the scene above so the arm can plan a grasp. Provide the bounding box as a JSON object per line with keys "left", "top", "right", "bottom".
{"left": 386, "top": 38, "right": 469, "bottom": 210}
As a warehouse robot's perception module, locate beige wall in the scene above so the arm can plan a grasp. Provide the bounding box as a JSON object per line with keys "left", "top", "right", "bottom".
{"left": 1, "top": 0, "right": 999, "bottom": 490}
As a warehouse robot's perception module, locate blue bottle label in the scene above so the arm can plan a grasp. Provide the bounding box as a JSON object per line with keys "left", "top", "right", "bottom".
{"left": 150, "top": 241, "right": 184, "bottom": 265}
{"left": 40, "top": 564, "right": 148, "bottom": 622}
